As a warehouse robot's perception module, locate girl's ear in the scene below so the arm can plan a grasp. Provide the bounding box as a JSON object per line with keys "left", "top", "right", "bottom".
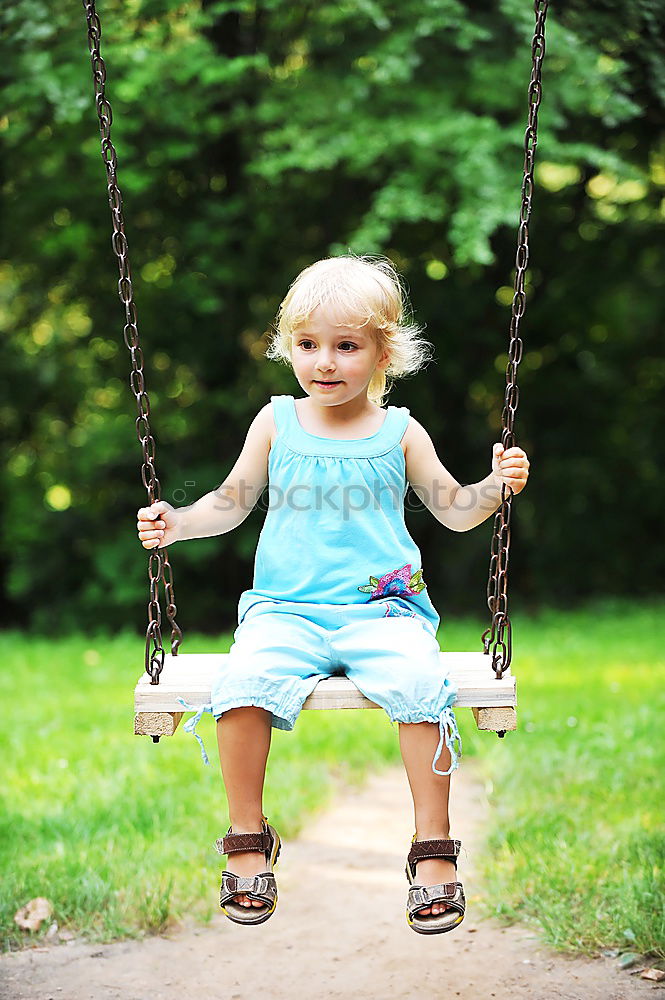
{"left": 377, "top": 348, "right": 391, "bottom": 371}
{"left": 374, "top": 341, "right": 391, "bottom": 371}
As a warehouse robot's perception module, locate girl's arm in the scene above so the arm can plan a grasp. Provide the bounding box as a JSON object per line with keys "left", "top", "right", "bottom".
{"left": 403, "top": 418, "right": 529, "bottom": 532}
{"left": 136, "top": 403, "right": 272, "bottom": 548}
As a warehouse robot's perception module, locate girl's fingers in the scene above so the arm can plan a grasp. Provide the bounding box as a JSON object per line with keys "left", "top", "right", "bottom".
{"left": 141, "top": 531, "right": 165, "bottom": 545}
{"left": 501, "top": 471, "right": 527, "bottom": 480}
{"left": 137, "top": 503, "right": 168, "bottom": 521}
{"left": 137, "top": 507, "right": 159, "bottom": 520}
{"left": 138, "top": 528, "right": 165, "bottom": 550}
{"left": 137, "top": 503, "right": 169, "bottom": 547}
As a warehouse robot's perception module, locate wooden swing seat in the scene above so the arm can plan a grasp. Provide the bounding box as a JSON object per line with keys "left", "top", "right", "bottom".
{"left": 134, "top": 650, "right": 516, "bottom": 738}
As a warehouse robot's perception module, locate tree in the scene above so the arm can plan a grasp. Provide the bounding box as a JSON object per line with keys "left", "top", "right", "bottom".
{"left": 1, "top": 0, "right": 663, "bottom": 631}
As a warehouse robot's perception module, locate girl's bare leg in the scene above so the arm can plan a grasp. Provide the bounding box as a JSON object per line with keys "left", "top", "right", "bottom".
{"left": 217, "top": 706, "right": 273, "bottom": 909}
{"left": 398, "top": 721, "right": 457, "bottom": 917}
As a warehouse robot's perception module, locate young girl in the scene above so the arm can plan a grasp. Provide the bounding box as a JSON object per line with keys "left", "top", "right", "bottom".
{"left": 136, "top": 254, "right": 530, "bottom": 935}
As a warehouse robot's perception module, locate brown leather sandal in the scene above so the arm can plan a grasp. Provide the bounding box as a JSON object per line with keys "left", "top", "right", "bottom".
{"left": 405, "top": 836, "right": 466, "bottom": 934}
{"left": 214, "top": 816, "right": 282, "bottom": 925}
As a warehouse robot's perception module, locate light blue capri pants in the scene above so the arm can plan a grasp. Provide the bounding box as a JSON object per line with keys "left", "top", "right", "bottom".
{"left": 178, "top": 597, "right": 462, "bottom": 776}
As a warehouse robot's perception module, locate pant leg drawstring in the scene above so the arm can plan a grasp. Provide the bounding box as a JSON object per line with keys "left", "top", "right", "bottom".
{"left": 432, "top": 705, "right": 462, "bottom": 776}
{"left": 176, "top": 697, "right": 213, "bottom": 766}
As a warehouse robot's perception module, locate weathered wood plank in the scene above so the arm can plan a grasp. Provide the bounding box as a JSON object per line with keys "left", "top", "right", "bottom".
{"left": 134, "top": 652, "right": 516, "bottom": 736}
{"left": 134, "top": 711, "right": 183, "bottom": 736}
{"left": 471, "top": 705, "right": 517, "bottom": 733}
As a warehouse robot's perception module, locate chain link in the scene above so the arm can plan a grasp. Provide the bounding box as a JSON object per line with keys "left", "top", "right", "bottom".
{"left": 482, "top": 0, "right": 548, "bottom": 681}
{"left": 82, "top": 1, "right": 182, "bottom": 682}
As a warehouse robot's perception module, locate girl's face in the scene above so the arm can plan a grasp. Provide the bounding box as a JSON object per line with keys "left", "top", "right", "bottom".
{"left": 290, "top": 304, "right": 390, "bottom": 408}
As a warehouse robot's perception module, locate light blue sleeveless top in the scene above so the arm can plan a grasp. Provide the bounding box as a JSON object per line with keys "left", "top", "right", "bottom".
{"left": 237, "top": 395, "right": 440, "bottom": 633}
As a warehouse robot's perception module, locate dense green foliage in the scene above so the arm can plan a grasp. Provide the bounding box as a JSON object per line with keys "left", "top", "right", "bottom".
{"left": 1, "top": 1, "right": 663, "bottom": 632}
{"left": 1, "top": 599, "right": 662, "bottom": 954}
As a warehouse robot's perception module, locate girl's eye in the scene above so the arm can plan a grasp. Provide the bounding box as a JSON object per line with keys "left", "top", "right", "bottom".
{"left": 297, "top": 341, "right": 357, "bottom": 351}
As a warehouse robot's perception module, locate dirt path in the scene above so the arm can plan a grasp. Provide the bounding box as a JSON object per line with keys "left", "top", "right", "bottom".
{"left": 1, "top": 761, "right": 659, "bottom": 1000}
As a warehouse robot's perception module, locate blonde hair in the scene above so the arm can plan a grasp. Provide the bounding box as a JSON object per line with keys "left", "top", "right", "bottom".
{"left": 265, "top": 253, "right": 435, "bottom": 407}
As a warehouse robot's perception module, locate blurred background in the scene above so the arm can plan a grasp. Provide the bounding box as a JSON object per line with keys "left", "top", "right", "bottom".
{"left": 1, "top": 0, "right": 663, "bottom": 959}
{"left": 2, "top": 0, "right": 663, "bottom": 635}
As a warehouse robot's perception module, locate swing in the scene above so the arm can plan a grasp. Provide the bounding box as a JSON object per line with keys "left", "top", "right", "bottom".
{"left": 81, "top": 1, "right": 548, "bottom": 745}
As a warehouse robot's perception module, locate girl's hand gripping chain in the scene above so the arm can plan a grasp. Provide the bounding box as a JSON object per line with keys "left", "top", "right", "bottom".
{"left": 136, "top": 500, "right": 181, "bottom": 549}
{"left": 491, "top": 443, "right": 530, "bottom": 496}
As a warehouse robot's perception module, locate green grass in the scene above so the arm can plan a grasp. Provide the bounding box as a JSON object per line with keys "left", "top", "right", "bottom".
{"left": 474, "top": 597, "right": 665, "bottom": 959}
{"left": 1, "top": 597, "right": 663, "bottom": 956}
{"left": 0, "top": 628, "right": 415, "bottom": 951}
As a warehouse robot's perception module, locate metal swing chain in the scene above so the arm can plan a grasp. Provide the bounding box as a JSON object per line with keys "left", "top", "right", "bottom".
{"left": 482, "top": 0, "right": 548, "bottom": 680}
{"left": 82, "top": 1, "right": 182, "bottom": 683}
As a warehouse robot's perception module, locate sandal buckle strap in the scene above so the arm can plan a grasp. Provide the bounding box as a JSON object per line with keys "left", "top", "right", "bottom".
{"left": 216, "top": 829, "right": 272, "bottom": 856}
{"left": 408, "top": 882, "right": 466, "bottom": 918}
{"left": 409, "top": 882, "right": 460, "bottom": 904}
{"left": 223, "top": 874, "right": 273, "bottom": 894}
{"left": 407, "top": 838, "right": 461, "bottom": 867}
{"left": 219, "top": 871, "right": 277, "bottom": 907}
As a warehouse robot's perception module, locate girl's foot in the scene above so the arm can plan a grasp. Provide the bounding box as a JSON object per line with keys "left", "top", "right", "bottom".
{"left": 413, "top": 856, "right": 458, "bottom": 917}
{"left": 225, "top": 849, "right": 270, "bottom": 909}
